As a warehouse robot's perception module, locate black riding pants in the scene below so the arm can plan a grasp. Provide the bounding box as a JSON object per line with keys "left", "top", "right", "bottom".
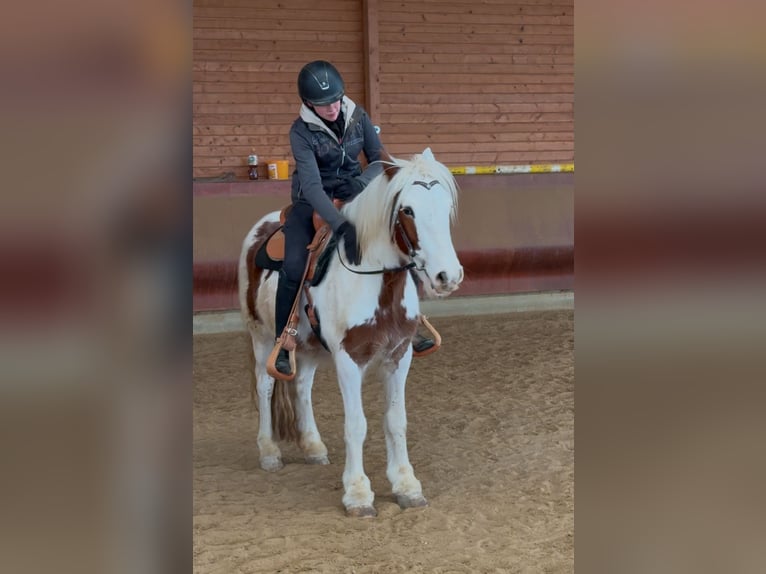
{"left": 275, "top": 200, "right": 316, "bottom": 338}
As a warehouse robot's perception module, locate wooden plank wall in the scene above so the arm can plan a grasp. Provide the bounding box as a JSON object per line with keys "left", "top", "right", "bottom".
{"left": 376, "top": 0, "right": 574, "bottom": 165}
{"left": 193, "top": 0, "right": 366, "bottom": 178}
{"left": 193, "top": 0, "right": 574, "bottom": 179}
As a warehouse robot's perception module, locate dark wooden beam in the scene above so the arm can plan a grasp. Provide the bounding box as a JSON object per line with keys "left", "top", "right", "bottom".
{"left": 362, "top": 0, "right": 380, "bottom": 122}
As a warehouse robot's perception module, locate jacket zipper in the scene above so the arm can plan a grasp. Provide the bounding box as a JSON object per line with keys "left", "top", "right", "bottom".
{"left": 338, "top": 139, "right": 346, "bottom": 176}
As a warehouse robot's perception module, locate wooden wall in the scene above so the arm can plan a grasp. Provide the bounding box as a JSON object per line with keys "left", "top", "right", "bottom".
{"left": 193, "top": 0, "right": 366, "bottom": 178}
{"left": 193, "top": 0, "right": 573, "bottom": 179}
{"left": 377, "top": 0, "right": 574, "bottom": 165}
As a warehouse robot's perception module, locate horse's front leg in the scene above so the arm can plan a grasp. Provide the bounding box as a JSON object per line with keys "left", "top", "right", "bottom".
{"left": 335, "top": 351, "right": 376, "bottom": 517}
{"left": 383, "top": 349, "right": 427, "bottom": 509}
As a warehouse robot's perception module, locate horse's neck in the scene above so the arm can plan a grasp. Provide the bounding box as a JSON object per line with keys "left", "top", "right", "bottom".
{"left": 343, "top": 181, "right": 403, "bottom": 269}
{"left": 358, "top": 234, "right": 403, "bottom": 269}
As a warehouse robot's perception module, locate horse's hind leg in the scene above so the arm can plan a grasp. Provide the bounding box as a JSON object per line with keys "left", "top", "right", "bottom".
{"left": 383, "top": 354, "right": 427, "bottom": 509}
{"left": 251, "top": 335, "right": 283, "bottom": 471}
{"left": 294, "top": 361, "right": 329, "bottom": 465}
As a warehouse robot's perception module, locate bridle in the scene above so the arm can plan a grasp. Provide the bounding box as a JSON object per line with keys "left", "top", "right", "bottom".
{"left": 335, "top": 184, "right": 437, "bottom": 275}
{"left": 336, "top": 206, "right": 418, "bottom": 275}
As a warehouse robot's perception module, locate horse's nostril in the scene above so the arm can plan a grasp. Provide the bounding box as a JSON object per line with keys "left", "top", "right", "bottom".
{"left": 436, "top": 271, "right": 448, "bottom": 285}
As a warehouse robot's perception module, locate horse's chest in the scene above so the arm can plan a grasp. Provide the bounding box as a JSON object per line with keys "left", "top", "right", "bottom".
{"left": 341, "top": 273, "right": 417, "bottom": 365}
{"left": 342, "top": 311, "right": 417, "bottom": 366}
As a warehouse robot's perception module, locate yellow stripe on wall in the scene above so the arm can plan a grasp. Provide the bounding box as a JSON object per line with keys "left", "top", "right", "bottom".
{"left": 449, "top": 163, "right": 574, "bottom": 175}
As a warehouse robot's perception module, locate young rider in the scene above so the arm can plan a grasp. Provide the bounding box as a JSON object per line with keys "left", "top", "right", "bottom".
{"left": 274, "top": 60, "right": 434, "bottom": 376}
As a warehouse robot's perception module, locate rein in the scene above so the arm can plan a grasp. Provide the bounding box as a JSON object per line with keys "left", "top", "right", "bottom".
{"left": 335, "top": 243, "right": 416, "bottom": 275}
{"left": 336, "top": 206, "right": 418, "bottom": 275}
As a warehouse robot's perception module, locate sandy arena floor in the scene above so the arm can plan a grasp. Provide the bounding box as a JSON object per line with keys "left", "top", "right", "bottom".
{"left": 193, "top": 310, "right": 573, "bottom": 573}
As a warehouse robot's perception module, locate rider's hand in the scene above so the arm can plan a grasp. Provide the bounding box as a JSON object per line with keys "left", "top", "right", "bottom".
{"left": 334, "top": 176, "right": 365, "bottom": 201}
{"left": 335, "top": 221, "right": 361, "bottom": 265}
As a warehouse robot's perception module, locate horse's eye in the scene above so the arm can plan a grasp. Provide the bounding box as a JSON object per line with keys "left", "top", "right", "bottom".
{"left": 401, "top": 206, "right": 414, "bottom": 217}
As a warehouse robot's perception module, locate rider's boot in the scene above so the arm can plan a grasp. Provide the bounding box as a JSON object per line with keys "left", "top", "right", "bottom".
{"left": 274, "top": 270, "right": 300, "bottom": 376}
{"left": 274, "top": 348, "right": 291, "bottom": 375}
{"left": 407, "top": 269, "right": 437, "bottom": 355}
{"left": 412, "top": 331, "right": 435, "bottom": 354}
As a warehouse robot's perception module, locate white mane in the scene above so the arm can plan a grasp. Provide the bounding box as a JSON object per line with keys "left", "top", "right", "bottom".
{"left": 340, "top": 150, "right": 459, "bottom": 254}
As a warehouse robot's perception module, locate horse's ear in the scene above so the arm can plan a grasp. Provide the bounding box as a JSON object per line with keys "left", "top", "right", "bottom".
{"left": 379, "top": 147, "right": 400, "bottom": 181}
{"left": 422, "top": 147, "right": 435, "bottom": 161}
{"left": 384, "top": 163, "right": 400, "bottom": 181}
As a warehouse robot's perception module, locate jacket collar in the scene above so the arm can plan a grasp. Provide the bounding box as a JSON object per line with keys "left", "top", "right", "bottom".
{"left": 300, "top": 96, "right": 358, "bottom": 142}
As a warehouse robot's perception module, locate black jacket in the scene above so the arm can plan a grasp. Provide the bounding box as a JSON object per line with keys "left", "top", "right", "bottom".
{"left": 289, "top": 96, "right": 384, "bottom": 232}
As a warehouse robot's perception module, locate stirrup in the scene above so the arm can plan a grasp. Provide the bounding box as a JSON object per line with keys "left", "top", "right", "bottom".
{"left": 267, "top": 338, "right": 297, "bottom": 381}
{"left": 275, "top": 348, "right": 292, "bottom": 376}
{"left": 413, "top": 315, "right": 441, "bottom": 358}
{"left": 412, "top": 333, "right": 435, "bottom": 354}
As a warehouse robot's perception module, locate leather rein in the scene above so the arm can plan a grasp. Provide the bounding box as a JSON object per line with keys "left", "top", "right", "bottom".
{"left": 335, "top": 180, "right": 439, "bottom": 275}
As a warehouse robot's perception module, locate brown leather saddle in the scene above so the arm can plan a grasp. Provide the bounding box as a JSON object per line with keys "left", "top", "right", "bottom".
{"left": 261, "top": 203, "right": 336, "bottom": 284}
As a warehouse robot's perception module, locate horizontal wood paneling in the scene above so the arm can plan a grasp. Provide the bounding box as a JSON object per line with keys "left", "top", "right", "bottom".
{"left": 368, "top": 121, "right": 574, "bottom": 134}
{"left": 381, "top": 42, "right": 573, "bottom": 54}
{"left": 192, "top": 0, "right": 574, "bottom": 178}
{"left": 385, "top": 3, "right": 571, "bottom": 15}
{"left": 383, "top": 9, "right": 571, "bottom": 23}
{"left": 376, "top": 0, "right": 573, "bottom": 166}
{"left": 194, "top": 8, "right": 360, "bottom": 20}
{"left": 193, "top": 0, "right": 364, "bottom": 178}
{"left": 193, "top": 0, "right": 359, "bottom": 8}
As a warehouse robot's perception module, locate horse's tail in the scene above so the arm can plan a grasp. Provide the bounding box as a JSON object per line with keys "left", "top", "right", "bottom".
{"left": 271, "top": 379, "right": 300, "bottom": 442}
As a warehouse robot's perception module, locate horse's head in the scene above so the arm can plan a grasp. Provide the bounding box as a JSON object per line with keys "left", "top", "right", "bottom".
{"left": 343, "top": 148, "right": 463, "bottom": 296}
{"left": 385, "top": 148, "right": 463, "bottom": 297}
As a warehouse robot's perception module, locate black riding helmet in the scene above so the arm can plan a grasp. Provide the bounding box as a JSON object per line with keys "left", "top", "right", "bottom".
{"left": 297, "top": 60, "right": 345, "bottom": 106}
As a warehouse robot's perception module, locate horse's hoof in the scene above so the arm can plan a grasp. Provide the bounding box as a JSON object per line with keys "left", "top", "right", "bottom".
{"left": 260, "top": 456, "right": 283, "bottom": 472}
{"left": 305, "top": 455, "right": 330, "bottom": 465}
{"left": 345, "top": 505, "right": 377, "bottom": 518}
{"left": 397, "top": 494, "right": 428, "bottom": 509}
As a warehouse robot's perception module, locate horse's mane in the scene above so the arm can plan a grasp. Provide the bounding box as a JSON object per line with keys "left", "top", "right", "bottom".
{"left": 341, "top": 150, "right": 459, "bottom": 253}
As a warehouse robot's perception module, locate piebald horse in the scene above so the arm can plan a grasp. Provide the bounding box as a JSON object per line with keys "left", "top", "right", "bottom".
{"left": 238, "top": 148, "right": 462, "bottom": 517}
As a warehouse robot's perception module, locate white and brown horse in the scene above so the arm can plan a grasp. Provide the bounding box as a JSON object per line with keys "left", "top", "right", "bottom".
{"left": 238, "top": 148, "right": 462, "bottom": 517}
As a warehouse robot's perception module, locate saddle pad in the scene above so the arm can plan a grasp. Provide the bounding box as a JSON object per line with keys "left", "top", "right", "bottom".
{"left": 254, "top": 225, "right": 284, "bottom": 271}
{"left": 265, "top": 228, "right": 285, "bottom": 261}
{"left": 309, "top": 233, "right": 338, "bottom": 287}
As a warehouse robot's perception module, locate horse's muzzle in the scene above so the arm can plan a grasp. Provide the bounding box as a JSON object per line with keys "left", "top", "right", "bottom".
{"left": 432, "top": 266, "right": 463, "bottom": 296}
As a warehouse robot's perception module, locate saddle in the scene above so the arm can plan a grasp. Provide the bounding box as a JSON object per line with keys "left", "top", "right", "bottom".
{"left": 257, "top": 203, "right": 337, "bottom": 284}
{"left": 263, "top": 202, "right": 338, "bottom": 381}
{"left": 264, "top": 202, "right": 440, "bottom": 381}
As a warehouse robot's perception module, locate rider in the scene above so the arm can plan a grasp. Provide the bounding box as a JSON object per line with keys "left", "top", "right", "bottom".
{"left": 273, "top": 60, "right": 434, "bottom": 376}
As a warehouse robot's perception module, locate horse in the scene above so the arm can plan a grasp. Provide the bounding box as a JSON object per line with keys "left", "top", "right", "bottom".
{"left": 238, "top": 148, "right": 463, "bottom": 517}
